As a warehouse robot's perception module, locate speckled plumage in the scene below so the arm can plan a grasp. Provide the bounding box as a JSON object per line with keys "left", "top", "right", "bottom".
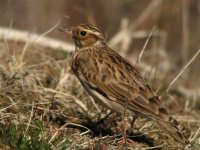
{"left": 59, "top": 24, "right": 187, "bottom": 145}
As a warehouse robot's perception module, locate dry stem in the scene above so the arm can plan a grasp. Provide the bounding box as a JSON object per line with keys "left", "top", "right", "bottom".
{"left": 166, "top": 49, "right": 200, "bottom": 92}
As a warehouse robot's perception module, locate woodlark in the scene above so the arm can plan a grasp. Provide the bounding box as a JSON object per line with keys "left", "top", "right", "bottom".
{"left": 59, "top": 24, "right": 187, "bottom": 145}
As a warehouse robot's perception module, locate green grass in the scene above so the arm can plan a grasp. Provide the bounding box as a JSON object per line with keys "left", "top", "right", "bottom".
{"left": 0, "top": 121, "right": 51, "bottom": 150}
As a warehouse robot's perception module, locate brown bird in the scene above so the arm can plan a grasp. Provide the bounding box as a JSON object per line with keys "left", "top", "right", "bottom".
{"left": 59, "top": 24, "right": 187, "bottom": 145}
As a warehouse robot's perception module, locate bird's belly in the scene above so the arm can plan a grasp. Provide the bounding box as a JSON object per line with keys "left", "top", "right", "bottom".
{"left": 82, "top": 84, "right": 133, "bottom": 115}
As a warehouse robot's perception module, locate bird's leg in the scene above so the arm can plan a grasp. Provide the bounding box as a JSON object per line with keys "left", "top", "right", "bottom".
{"left": 97, "top": 107, "right": 104, "bottom": 121}
{"left": 97, "top": 109, "right": 113, "bottom": 123}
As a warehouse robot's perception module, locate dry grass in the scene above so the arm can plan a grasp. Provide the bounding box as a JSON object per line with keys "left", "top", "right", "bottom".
{"left": 0, "top": 27, "right": 200, "bottom": 150}
{"left": 0, "top": 0, "right": 200, "bottom": 149}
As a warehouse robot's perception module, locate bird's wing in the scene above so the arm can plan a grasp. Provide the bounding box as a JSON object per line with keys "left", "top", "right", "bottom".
{"left": 72, "top": 48, "right": 167, "bottom": 120}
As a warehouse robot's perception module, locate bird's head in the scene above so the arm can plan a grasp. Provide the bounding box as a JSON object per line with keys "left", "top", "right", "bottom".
{"left": 59, "top": 24, "right": 105, "bottom": 48}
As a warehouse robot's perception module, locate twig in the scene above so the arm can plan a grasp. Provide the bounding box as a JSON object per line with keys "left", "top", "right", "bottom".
{"left": 43, "top": 87, "right": 88, "bottom": 112}
{"left": 24, "top": 60, "right": 65, "bottom": 69}
{"left": 24, "top": 102, "right": 34, "bottom": 137}
{"left": 175, "top": 119, "right": 200, "bottom": 123}
{"left": 19, "top": 20, "right": 62, "bottom": 67}
{"left": 136, "top": 26, "right": 156, "bottom": 64}
{"left": 6, "top": 95, "right": 19, "bottom": 109}
{"left": 49, "top": 122, "right": 91, "bottom": 143}
{"left": 182, "top": 0, "right": 190, "bottom": 73}
{"left": 166, "top": 48, "right": 200, "bottom": 92}
{"left": 189, "top": 127, "right": 200, "bottom": 143}
{"left": 0, "top": 26, "right": 74, "bottom": 52}
{"left": 48, "top": 122, "right": 68, "bottom": 143}
{"left": 68, "top": 122, "right": 91, "bottom": 134}
{"left": 139, "top": 121, "right": 153, "bottom": 132}
{"left": 155, "top": 74, "right": 167, "bottom": 94}
{"left": 140, "top": 144, "right": 165, "bottom": 150}
{"left": 0, "top": 102, "right": 19, "bottom": 112}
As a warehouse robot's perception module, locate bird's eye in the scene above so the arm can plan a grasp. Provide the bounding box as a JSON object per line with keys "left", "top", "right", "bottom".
{"left": 80, "top": 31, "right": 87, "bottom": 36}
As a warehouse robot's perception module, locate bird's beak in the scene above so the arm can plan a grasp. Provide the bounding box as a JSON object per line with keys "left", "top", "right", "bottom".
{"left": 58, "top": 27, "right": 72, "bottom": 35}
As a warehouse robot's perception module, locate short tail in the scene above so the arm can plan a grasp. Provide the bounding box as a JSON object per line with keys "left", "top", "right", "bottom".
{"left": 157, "top": 116, "right": 188, "bottom": 145}
{"left": 147, "top": 96, "right": 188, "bottom": 145}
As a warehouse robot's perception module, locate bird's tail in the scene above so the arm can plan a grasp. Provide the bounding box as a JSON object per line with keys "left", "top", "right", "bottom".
{"left": 157, "top": 115, "right": 188, "bottom": 145}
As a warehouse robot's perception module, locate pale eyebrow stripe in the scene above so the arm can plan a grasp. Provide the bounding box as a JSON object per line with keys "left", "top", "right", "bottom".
{"left": 80, "top": 24, "right": 105, "bottom": 37}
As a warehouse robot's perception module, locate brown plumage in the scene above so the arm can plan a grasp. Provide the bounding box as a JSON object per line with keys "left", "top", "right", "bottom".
{"left": 59, "top": 24, "right": 187, "bottom": 145}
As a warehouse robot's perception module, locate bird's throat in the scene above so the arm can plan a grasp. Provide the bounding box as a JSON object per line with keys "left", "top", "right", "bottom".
{"left": 73, "top": 38, "right": 83, "bottom": 48}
